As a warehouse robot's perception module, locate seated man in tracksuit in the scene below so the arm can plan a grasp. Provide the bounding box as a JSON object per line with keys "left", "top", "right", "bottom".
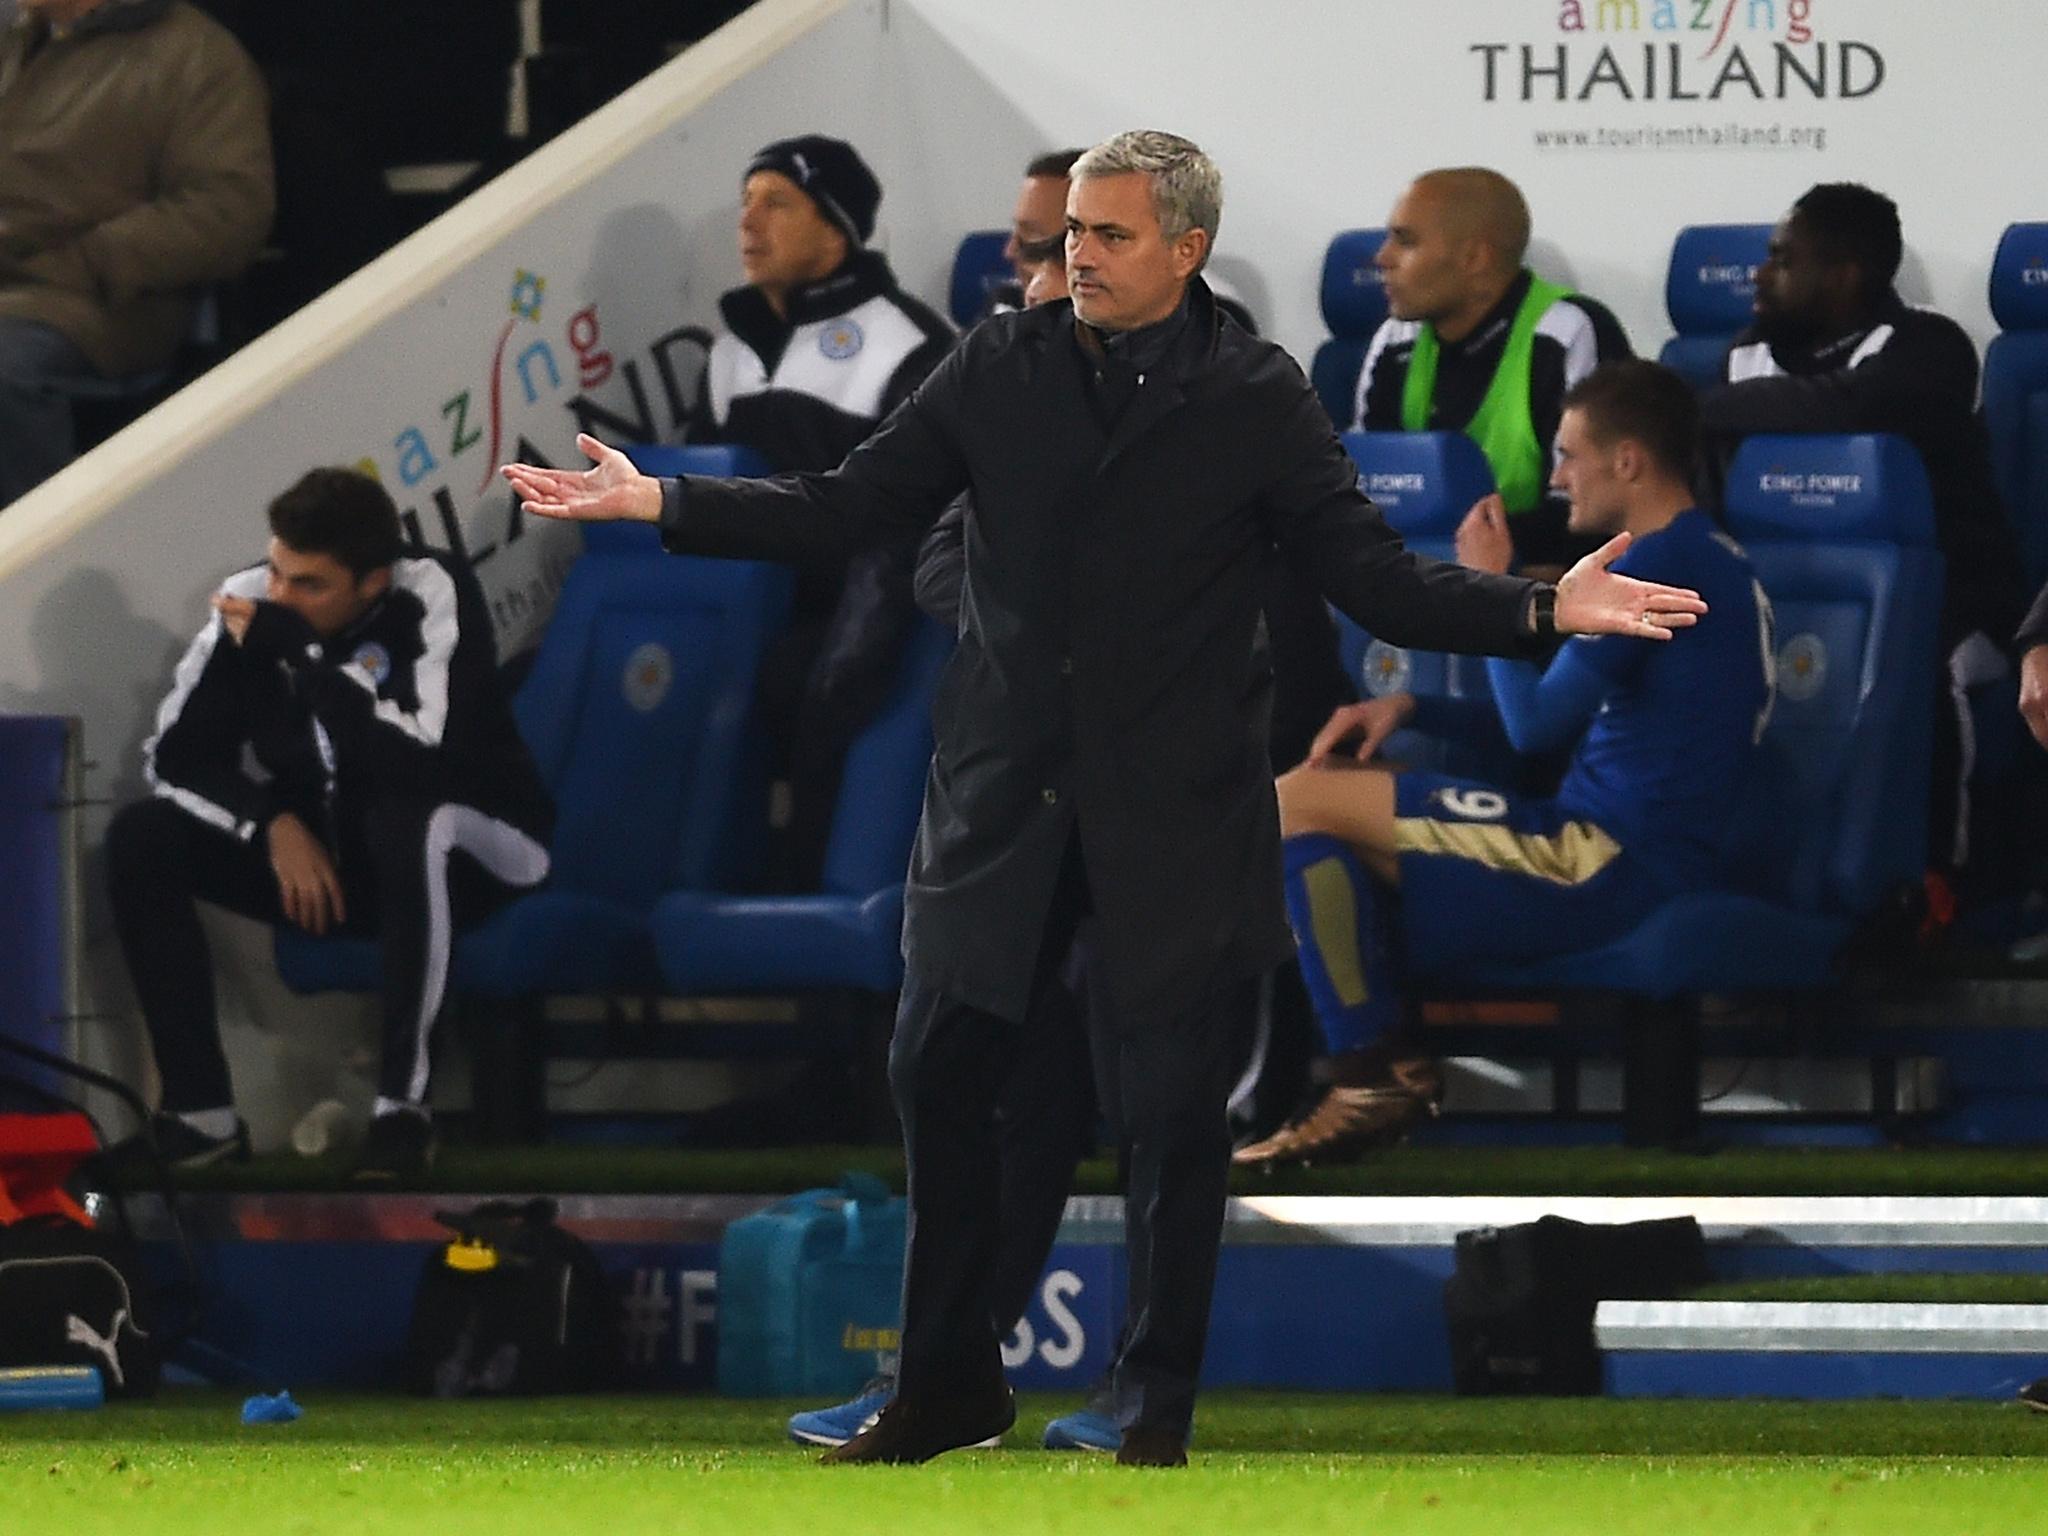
{"left": 684, "top": 134, "right": 955, "bottom": 888}
{"left": 1355, "top": 167, "right": 1633, "bottom": 577}
{"left": 1698, "top": 181, "right": 2026, "bottom": 889}
{"left": 1235, "top": 361, "right": 1774, "bottom": 1166}
{"left": 105, "top": 468, "right": 553, "bottom": 1182}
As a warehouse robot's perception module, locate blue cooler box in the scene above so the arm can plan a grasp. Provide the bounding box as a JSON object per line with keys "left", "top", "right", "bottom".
{"left": 717, "top": 1174, "right": 907, "bottom": 1396}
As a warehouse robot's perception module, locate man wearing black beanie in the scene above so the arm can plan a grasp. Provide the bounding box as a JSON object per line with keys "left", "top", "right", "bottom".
{"left": 685, "top": 134, "right": 954, "bottom": 889}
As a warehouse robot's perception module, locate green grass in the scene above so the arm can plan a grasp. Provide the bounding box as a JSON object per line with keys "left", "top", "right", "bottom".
{"left": 1692, "top": 1273, "right": 2048, "bottom": 1304}
{"left": 171, "top": 1143, "right": 2048, "bottom": 1198}
{"left": 7, "top": 1393, "right": 2048, "bottom": 1535}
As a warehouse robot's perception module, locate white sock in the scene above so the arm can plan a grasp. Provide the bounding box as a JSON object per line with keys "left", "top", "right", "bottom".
{"left": 373, "top": 1096, "right": 430, "bottom": 1123}
{"left": 175, "top": 1107, "right": 239, "bottom": 1140}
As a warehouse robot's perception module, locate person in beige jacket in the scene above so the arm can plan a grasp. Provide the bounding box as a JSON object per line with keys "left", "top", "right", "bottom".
{"left": 0, "top": 0, "right": 273, "bottom": 507}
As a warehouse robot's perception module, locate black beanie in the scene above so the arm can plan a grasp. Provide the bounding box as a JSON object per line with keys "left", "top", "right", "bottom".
{"left": 744, "top": 134, "right": 881, "bottom": 247}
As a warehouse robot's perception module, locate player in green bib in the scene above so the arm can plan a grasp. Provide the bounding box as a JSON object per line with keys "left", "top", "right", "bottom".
{"left": 1354, "top": 168, "right": 1633, "bottom": 574}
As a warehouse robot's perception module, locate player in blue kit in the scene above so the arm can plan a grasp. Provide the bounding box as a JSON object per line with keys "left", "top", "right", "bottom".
{"left": 1235, "top": 359, "right": 1776, "bottom": 1166}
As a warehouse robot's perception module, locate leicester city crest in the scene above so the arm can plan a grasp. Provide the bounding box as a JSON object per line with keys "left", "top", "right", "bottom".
{"left": 1776, "top": 633, "right": 1828, "bottom": 703}
{"left": 623, "top": 641, "right": 673, "bottom": 713}
{"left": 350, "top": 641, "right": 392, "bottom": 688}
{"left": 1361, "top": 640, "right": 1412, "bottom": 699}
{"left": 818, "top": 319, "right": 864, "bottom": 360}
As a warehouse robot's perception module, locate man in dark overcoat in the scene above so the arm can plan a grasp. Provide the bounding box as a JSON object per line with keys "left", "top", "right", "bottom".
{"left": 504, "top": 130, "right": 1705, "bottom": 1467}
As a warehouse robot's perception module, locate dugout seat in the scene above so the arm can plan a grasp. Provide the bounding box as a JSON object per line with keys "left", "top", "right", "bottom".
{"left": 1311, "top": 230, "right": 1389, "bottom": 427}
{"left": 645, "top": 615, "right": 952, "bottom": 1138}
{"left": 1658, "top": 224, "right": 1773, "bottom": 393}
{"left": 650, "top": 612, "right": 953, "bottom": 995}
{"left": 1424, "top": 434, "right": 1944, "bottom": 1144}
{"left": 949, "top": 230, "right": 1012, "bottom": 327}
{"left": 1333, "top": 431, "right": 1506, "bottom": 775}
{"left": 1983, "top": 221, "right": 2048, "bottom": 591}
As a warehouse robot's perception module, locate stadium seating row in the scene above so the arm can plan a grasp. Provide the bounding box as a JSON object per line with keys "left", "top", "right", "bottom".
{"left": 1288, "top": 220, "right": 2048, "bottom": 594}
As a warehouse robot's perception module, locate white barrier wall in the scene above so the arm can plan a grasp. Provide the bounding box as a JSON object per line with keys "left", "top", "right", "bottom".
{"left": 4, "top": 0, "right": 2042, "bottom": 1138}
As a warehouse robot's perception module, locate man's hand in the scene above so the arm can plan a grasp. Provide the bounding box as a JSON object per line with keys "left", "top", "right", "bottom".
{"left": 500, "top": 433, "right": 662, "bottom": 524}
{"left": 1553, "top": 532, "right": 1708, "bottom": 640}
{"left": 2022, "top": 644, "right": 2048, "bottom": 752}
{"left": 1455, "top": 494, "right": 1514, "bottom": 575}
{"left": 211, "top": 594, "right": 255, "bottom": 645}
{"left": 268, "top": 813, "right": 346, "bottom": 935}
{"left": 1307, "top": 695, "right": 1417, "bottom": 768}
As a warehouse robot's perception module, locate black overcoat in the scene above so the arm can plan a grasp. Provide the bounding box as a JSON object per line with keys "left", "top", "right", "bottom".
{"left": 659, "top": 281, "right": 1539, "bottom": 1029}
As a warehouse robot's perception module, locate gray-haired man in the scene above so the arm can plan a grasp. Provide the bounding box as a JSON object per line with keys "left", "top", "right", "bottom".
{"left": 504, "top": 130, "right": 1705, "bottom": 1467}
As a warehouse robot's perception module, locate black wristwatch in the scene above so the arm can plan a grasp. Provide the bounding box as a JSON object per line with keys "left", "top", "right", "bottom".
{"left": 1526, "top": 584, "right": 1558, "bottom": 640}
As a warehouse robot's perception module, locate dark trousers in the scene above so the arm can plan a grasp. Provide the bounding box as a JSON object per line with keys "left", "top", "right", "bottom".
{"left": 986, "top": 931, "right": 1100, "bottom": 1340}
{"left": 889, "top": 841, "right": 1248, "bottom": 1438}
{"left": 106, "top": 797, "right": 547, "bottom": 1111}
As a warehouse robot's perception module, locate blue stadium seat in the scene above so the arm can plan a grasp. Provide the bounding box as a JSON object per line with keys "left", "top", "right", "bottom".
{"left": 649, "top": 614, "right": 953, "bottom": 994}
{"left": 949, "top": 230, "right": 1012, "bottom": 328}
{"left": 0, "top": 717, "right": 75, "bottom": 1094}
{"left": 1423, "top": 434, "right": 1944, "bottom": 1142}
{"left": 1310, "top": 230, "right": 1388, "bottom": 427}
{"left": 1983, "top": 221, "right": 2048, "bottom": 590}
{"left": 594, "top": 443, "right": 777, "bottom": 556}
{"left": 1332, "top": 433, "right": 1500, "bottom": 768}
{"left": 1717, "top": 432, "right": 1937, "bottom": 546}
{"left": 274, "top": 551, "right": 793, "bottom": 1015}
{"left": 1658, "top": 224, "right": 1773, "bottom": 392}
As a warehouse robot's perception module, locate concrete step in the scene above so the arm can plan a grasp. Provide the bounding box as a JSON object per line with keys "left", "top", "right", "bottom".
{"left": 1598, "top": 1300, "right": 2048, "bottom": 1400}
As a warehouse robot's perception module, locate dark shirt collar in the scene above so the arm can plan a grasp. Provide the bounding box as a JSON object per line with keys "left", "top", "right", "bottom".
{"left": 1440, "top": 269, "right": 1533, "bottom": 359}
{"left": 1798, "top": 289, "right": 1906, "bottom": 369}
{"left": 1081, "top": 287, "right": 1193, "bottom": 376}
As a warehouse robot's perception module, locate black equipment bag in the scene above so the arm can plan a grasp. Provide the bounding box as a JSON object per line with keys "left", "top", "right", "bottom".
{"left": 0, "top": 1214, "right": 161, "bottom": 1397}
{"left": 1442, "top": 1214, "right": 1709, "bottom": 1395}
{"left": 403, "top": 1197, "right": 621, "bottom": 1396}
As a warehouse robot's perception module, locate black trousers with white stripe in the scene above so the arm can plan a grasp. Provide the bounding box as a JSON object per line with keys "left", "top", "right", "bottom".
{"left": 106, "top": 796, "right": 549, "bottom": 1113}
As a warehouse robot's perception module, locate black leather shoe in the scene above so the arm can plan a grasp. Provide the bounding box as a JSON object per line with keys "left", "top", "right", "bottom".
{"left": 1115, "top": 1425, "right": 1189, "bottom": 1468}
{"left": 820, "top": 1383, "right": 1014, "bottom": 1464}
{"left": 348, "top": 1109, "right": 436, "bottom": 1186}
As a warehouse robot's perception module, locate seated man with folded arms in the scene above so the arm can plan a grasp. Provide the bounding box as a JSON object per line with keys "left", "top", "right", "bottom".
{"left": 1236, "top": 361, "right": 1774, "bottom": 1166}
{"left": 1354, "top": 167, "right": 1632, "bottom": 577}
{"left": 681, "top": 134, "right": 955, "bottom": 889}
{"left": 1699, "top": 182, "right": 2026, "bottom": 886}
{"left": 105, "top": 469, "right": 552, "bottom": 1183}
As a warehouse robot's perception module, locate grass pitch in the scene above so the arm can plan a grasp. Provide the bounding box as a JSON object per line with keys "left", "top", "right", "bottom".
{"left": 7, "top": 1392, "right": 2048, "bottom": 1535}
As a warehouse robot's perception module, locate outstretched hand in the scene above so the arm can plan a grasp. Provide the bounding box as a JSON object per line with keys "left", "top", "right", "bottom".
{"left": 1554, "top": 532, "right": 1707, "bottom": 640}
{"left": 500, "top": 433, "right": 662, "bottom": 524}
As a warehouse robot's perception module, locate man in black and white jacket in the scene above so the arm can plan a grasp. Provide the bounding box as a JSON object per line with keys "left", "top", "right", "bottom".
{"left": 1700, "top": 182, "right": 2026, "bottom": 878}
{"left": 106, "top": 468, "right": 552, "bottom": 1182}
{"left": 686, "top": 134, "right": 955, "bottom": 887}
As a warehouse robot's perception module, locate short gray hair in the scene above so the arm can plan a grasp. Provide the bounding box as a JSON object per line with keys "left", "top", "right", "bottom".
{"left": 1071, "top": 130, "right": 1222, "bottom": 268}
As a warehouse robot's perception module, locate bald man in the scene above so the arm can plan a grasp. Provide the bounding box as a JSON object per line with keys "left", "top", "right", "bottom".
{"left": 1354, "top": 168, "right": 1632, "bottom": 573}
